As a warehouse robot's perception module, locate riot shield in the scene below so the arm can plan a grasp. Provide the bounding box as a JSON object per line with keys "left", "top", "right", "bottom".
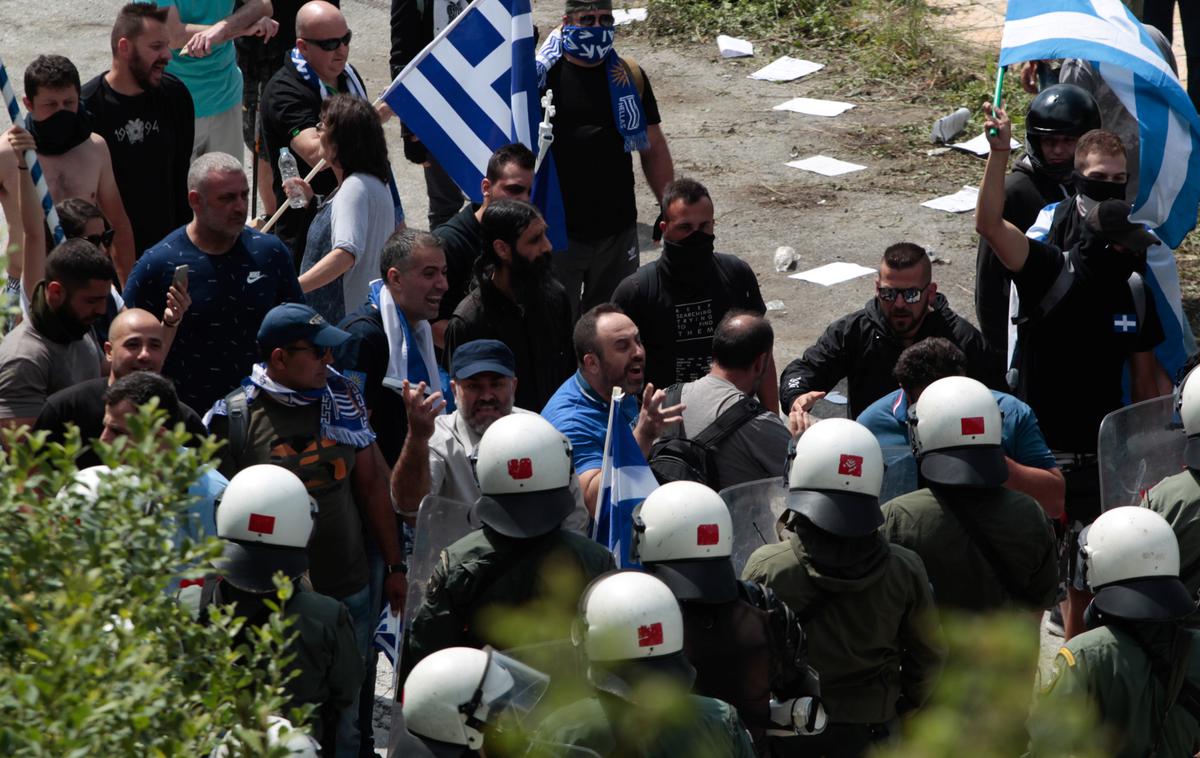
{"left": 722, "top": 453, "right": 920, "bottom": 575}
{"left": 405, "top": 495, "right": 476, "bottom": 624}
{"left": 1098, "top": 395, "right": 1186, "bottom": 511}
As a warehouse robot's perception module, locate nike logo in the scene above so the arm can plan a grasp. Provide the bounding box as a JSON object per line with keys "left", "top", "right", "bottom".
{"left": 246, "top": 271, "right": 264, "bottom": 284}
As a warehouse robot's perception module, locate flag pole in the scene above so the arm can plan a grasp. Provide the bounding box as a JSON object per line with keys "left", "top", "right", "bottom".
{"left": 0, "top": 55, "right": 64, "bottom": 245}
{"left": 592, "top": 387, "right": 623, "bottom": 541}
{"left": 987, "top": 62, "right": 1006, "bottom": 138}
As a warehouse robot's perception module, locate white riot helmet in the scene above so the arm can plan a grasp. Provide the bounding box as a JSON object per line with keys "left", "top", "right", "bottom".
{"left": 210, "top": 715, "right": 320, "bottom": 757}
{"left": 1179, "top": 365, "right": 1200, "bottom": 470}
{"left": 1078, "top": 506, "right": 1195, "bottom": 621}
{"left": 402, "top": 646, "right": 550, "bottom": 753}
{"left": 472, "top": 413, "right": 574, "bottom": 538}
{"left": 909, "top": 376, "right": 1007, "bottom": 488}
{"left": 214, "top": 464, "right": 316, "bottom": 593}
{"left": 58, "top": 465, "right": 148, "bottom": 514}
{"left": 785, "top": 418, "right": 884, "bottom": 537}
{"left": 632, "top": 481, "right": 738, "bottom": 604}
{"left": 573, "top": 571, "right": 695, "bottom": 697}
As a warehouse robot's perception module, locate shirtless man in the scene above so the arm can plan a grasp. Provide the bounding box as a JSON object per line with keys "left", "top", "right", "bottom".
{"left": 0, "top": 55, "right": 136, "bottom": 287}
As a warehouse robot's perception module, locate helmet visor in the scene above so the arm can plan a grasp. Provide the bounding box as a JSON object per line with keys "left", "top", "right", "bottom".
{"left": 477, "top": 648, "right": 551, "bottom": 723}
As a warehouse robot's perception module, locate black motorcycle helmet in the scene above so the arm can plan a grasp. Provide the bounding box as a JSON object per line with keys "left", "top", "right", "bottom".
{"left": 1025, "top": 84, "right": 1101, "bottom": 181}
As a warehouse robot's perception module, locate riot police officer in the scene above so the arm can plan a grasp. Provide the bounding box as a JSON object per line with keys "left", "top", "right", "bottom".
{"left": 975, "top": 83, "right": 1101, "bottom": 372}
{"left": 1029, "top": 507, "right": 1200, "bottom": 756}
{"left": 1142, "top": 364, "right": 1200, "bottom": 599}
{"left": 633, "top": 480, "right": 825, "bottom": 753}
{"left": 402, "top": 413, "right": 615, "bottom": 674}
{"left": 178, "top": 464, "right": 363, "bottom": 751}
{"left": 397, "top": 646, "right": 551, "bottom": 757}
{"left": 532, "top": 570, "right": 757, "bottom": 756}
{"left": 742, "top": 418, "right": 946, "bottom": 757}
{"left": 882, "top": 376, "right": 1059, "bottom": 612}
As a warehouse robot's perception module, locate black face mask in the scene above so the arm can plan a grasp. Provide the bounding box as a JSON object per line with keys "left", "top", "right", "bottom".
{"left": 1072, "top": 171, "right": 1127, "bottom": 203}
{"left": 26, "top": 108, "right": 92, "bottom": 156}
{"left": 662, "top": 229, "right": 716, "bottom": 260}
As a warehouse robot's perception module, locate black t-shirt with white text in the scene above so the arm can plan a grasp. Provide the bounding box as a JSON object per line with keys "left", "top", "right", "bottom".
{"left": 544, "top": 58, "right": 661, "bottom": 241}
{"left": 1012, "top": 238, "right": 1163, "bottom": 453}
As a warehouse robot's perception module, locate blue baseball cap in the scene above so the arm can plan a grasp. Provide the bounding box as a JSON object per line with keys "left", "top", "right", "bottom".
{"left": 451, "top": 339, "right": 516, "bottom": 379}
{"left": 257, "top": 303, "right": 352, "bottom": 351}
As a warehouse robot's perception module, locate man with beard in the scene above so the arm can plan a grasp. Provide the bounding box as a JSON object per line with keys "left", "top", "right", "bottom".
{"left": 780, "top": 243, "right": 999, "bottom": 435}
{"left": 82, "top": 4, "right": 195, "bottom": 258}
{"left": 0, "top": 240, "right": 111, "bottom": 429}
{"left": 976, "top": 103, "right": 1168, "bottom": 639}
{"left": 442, "top": 199, "right": 575, "bottom": 412}
{"left": 389, "top": 339, "right": 589, "bottom": 531}
{"left": 431, "top": 143, "right": 536, "bottom": 344}
{"left": 123, "top": 152, "right": 303, "bottom": 412}
{"left": 613, "top": 178, "right": 776, "bottom": 411}
{"left": 336, "top": 229, "right": 450, "bottom": 466}
{"left": 0, "top": 55, "right": 136, "bottom": 286}
{"left": 542, "top": 303, "right": 683, "bottom": 514}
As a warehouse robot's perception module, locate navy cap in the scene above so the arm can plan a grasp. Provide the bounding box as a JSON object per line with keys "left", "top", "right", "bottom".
{"left": 257, "top": 303, "right": 352, "bottom": 351}
{"left": 451, "top": 339, "right": 516, "bottom": 379}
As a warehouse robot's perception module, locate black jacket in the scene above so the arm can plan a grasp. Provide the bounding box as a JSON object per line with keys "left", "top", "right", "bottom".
{"left": 975, "top": 156, "right": 1070, "bottom": 373}
{"left": 779, "top": 294, "right": 1001, "bottom": 418}
{"left": 432, "top": 204, "right": 483, "bottom": 322}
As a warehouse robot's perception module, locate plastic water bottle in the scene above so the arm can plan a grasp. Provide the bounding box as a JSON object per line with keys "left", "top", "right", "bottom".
{"left": 278, "top": 148, "right": 306, "bottom": 209}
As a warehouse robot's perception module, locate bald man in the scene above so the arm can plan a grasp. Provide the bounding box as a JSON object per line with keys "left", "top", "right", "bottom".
{"left": 261, "top": 0, "right": 371, "bottom": 261}
{"left": 34, "top": 308, "right": 208, "bottom": 467}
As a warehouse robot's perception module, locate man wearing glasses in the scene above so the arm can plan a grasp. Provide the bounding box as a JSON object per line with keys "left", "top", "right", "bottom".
{"left": 779, "top": 243, "right": 1000, "bottom": 435}
{"left": 539, "top": 0, "right": 675, "bottom": 318}
{"left": 261, "top": 0, "right": 367, "bottom": 262}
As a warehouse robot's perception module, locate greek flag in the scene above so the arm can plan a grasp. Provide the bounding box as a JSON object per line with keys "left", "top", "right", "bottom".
{"left": 380, "top": 0, "right": 567, "bottom": 249}
{"left": 595, "top": 390, "right": 658, "bottom": 569}
{"left": 1000, "top": 0, "right": 1200, "bottom": 249}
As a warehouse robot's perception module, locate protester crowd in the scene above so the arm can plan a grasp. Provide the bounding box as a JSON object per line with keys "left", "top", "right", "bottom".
{"left": 4, "top": 0, "right": 1200, "bottom": 756}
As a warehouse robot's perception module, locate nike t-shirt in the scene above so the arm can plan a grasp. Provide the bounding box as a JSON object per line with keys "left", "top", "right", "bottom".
{"left": 123, "top": 226, "right": 303, "bottom": 410}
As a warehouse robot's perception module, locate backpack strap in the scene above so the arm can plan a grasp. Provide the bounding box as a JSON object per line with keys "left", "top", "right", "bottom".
{"left": 1129, "top": 271, "right": 1146, "bottom": 335}
{"left": 691, "top": 395, "right": 762, "bottom": 449}
{"left": 617, "top": 55, "right": 646, "bottom": 100}
{"left": 937, "top": 492, "right": 1048, "bottom": 608}
{"left": 1013, "top": 249, "right": 1074, "bottom": 326}
{"left": 223, "top": 387, "right": 249, "bottom": 467}
{"left": 659, "top": 383, "right": 687, "bottom": 439}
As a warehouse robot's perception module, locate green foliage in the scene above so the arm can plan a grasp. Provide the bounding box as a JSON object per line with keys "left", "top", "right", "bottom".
{"left": 875, "top": 612, "right": 1105, "bottom": 758}
{"left": 0, "top": 404, "right": 304, "bottom": 756}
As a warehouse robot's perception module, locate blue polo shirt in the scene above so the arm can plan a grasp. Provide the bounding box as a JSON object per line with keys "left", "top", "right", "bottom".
{"left": 123, "top": 226, "right": 303, "bottom": 412}
{"left": 857, "top": 388, "right": 1059, "bottom": 470}
{"left": 542, "top": 371, "right": 640, "bottom": 474}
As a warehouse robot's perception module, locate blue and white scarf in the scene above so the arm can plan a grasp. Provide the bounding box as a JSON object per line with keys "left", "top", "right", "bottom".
{"left": 535, "top": 27, "right": 649, "bottom": 153}
{"left": 289, "top": 48, "right": 405, "bottom": 225}
{"left": 205, "top": 363, "right": 376, "bottom": 449}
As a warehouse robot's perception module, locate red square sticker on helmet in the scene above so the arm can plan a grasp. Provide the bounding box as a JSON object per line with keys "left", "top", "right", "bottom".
{"left": 638, "top": 622, "right": 664, "bottom": 647}
{"left": 247, "top": 513, "right": 276, "bottom": 534}
{"left": 507, "top": 458, "right": 533, "bottom": 480}
{"left": 961, "top": 416, "right": 986, "bottom": 436}
{"left": 838, "top": 454, "right": 863, "bottom": 477}
{"left": 697, "top": 524, "right": 720, "bottom": 545}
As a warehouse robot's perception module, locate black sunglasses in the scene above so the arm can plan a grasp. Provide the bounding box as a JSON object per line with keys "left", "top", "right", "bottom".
{"left": 877, "top": 284, "right": 929, "bottom": 304}
{"left": 576, "top": 13, "right": 615, "bottom": 26}
{"left": 285, "top": 343, "right": 332, "bottom": 359}
{"left": 302, "top": 30, "right": 352, "bottom": 51}
{"left": 80, "top": 228, "right": 115, "bottom": 248}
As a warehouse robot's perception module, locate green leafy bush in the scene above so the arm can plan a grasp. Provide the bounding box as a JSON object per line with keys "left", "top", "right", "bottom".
{"left": 0, "top": 405, "right": 304, "bottom": 756}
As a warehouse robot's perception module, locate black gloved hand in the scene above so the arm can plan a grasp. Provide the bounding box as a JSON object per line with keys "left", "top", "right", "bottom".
{"left": 403, "top": 136, "right": 429, "bottom": 165}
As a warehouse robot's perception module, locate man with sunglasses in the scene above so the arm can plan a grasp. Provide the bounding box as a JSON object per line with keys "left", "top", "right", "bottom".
{"left": 538, "top": 0, "right": 675, "bottom": 318}
{"left": 204, "top": 301, "right": 408, "bottom": 757}
{"left": 261, "top": 0, "right": 369, "bottom": 263}
{"left": 780, "top": 243, "right": 998, "bottom": 435}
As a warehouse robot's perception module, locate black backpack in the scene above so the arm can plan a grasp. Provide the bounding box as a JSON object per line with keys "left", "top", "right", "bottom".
{"left": 648, "top": 383, "right": 762, "bottom": 490}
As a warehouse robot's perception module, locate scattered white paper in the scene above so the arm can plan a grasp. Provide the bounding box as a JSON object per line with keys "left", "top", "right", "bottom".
{"left": 950, "top": 133, "right": 1022, "bottom": 156}
{"left": 825, "top": 391, "right": 849, "bottom": 405}
{"left": 773, "top": 97, "right": 855, "bottom": 117}
{"left": 786, "top": 155, "right": 867, "bottom": 177}
{"left": 789, "top": 261, "right": 877, "bottom": 286}
{"left": 717, "top": 35, "right": 754, "bottom": 58}
{"left": 748, "top": 56, "right": 824, "bottom": 82}
{"left": 613, "top": 8, "right": 647, "bottom": 25}
{"left": 921, "top": 185, "right": 979, "bottom": 213}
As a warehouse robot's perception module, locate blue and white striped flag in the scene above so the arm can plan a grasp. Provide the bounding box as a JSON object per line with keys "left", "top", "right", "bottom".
{"left": 1000, "top": 0, "right": 1200, "bottom": 249}
{"left": 594, "top": 389, "right": 658, "bottom": 569}
{"left": 380, "top": 0, "right": 566, "bottom": 249}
